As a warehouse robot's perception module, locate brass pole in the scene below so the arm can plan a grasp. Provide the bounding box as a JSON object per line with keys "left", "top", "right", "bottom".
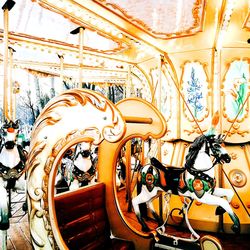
{"left": 58, "top": 54, "right": 64, "bottom": 93}
{"left": 3, "top": 8, "right": 9, "bottom": 120}
{"left": 2, "top": 0, "right": 15, "bottom": 121}
{"left": 9, "top": 47, "right": 15, "bottom": 120}
{"left": 78, "top": 27, "right": 84, "bottom": 88}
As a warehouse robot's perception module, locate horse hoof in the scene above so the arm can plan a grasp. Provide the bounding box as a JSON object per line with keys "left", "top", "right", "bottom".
{"left": 0, "top": 222, "right": 9, "bottom": 230}
{"left": 215, "top": 206, "right": 226, "bottom": 215}
{"left": 22, "top": 201, "right": 28, "bottom": 212}
{"left": 231, "top": 224, "right": 241, "bottom": 234}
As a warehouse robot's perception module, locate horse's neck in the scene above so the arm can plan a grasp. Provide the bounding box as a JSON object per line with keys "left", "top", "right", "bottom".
{"left": 0, "top": 146, "right": 20, "bottom": 168}
{"left": 192, "top": 147, "right": 214, "bottom": 177}
{"left": 74, "top": 154, "right": 92, "bottom": 172}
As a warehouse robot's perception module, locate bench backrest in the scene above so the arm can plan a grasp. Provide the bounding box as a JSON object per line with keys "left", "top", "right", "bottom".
{"left": 54, "top": 182, "right": 111, "bottom": 250}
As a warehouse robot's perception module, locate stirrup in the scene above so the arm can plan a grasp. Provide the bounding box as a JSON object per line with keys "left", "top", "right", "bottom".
{"left": 156, "top": 191, "right": 172, "bottom": 235}
{"left": 183, "top": 197, "right": 200, "bottom": 242}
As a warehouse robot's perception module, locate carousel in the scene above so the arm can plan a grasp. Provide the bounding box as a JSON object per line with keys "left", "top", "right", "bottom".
{"left": 0, "top": 0, "right": 249, "bottom": 250}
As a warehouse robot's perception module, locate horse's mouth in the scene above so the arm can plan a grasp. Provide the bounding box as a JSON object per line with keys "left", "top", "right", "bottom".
{"left": 5, "top": 141, "right": 15, "bottom": 149}
{"left": 219, "top": 154, "right": 231, "bottom": 164}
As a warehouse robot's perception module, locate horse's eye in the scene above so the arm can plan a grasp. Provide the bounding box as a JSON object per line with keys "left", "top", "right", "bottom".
{"left": 213, "top": 143, "right": 220, "bottom": 148}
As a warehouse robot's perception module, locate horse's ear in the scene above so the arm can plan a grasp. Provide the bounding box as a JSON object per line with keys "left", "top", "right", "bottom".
{"left": 211, "top": 111, "right": 219, "bottom": 128}
{"left": 12, "top": 119, "right": 19, "bottom": 129}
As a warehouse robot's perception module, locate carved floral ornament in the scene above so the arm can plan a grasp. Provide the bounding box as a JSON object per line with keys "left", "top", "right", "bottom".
{"left": 26, "top": 89, "right": 126, "bottom": 249}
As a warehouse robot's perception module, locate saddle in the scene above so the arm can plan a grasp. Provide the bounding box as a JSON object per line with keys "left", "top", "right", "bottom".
{"left": 150, "top": 157, "right": 185, "bottom": 193}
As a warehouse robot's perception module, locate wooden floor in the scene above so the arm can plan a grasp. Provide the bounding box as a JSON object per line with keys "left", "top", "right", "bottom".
{"left": 1, "top": 187, "right": 250, "bottom": 250}
{"left": 0, "top": 191, "right": 32, "bottom": 250}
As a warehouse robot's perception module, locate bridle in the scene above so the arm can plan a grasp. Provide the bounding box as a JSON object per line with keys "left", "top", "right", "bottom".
{"left": 185, "top": 134, "right": 227, "bottom": 174}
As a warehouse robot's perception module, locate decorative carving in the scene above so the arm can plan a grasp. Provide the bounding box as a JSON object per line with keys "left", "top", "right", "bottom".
{"left": 27, "top": 89, "right": 126, "bottom": 249}
{"left": 229, "top": 169, "right": 247, "bottom": 188}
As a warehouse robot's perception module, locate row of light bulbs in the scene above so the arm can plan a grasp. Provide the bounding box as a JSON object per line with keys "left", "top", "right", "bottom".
{"left": 42, "top": 0, "right": 124, "bottom": 40}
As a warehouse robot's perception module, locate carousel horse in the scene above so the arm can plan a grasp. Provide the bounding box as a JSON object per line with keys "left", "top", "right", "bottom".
{"left": 55, "top": 148, "right": 74, "bottom": 193}
{"left": 0, "top": 119, "right": 27, "bottom": 249}
{"left": 132, "top": 114, "right": 240, "bottom": 238}
{"left": 55, "top": 142, "right": 97, "bottom": 193}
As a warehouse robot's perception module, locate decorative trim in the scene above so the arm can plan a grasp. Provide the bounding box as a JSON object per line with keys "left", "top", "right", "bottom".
{"left": 27, "top": 89, "right": 126, "bottom": 249}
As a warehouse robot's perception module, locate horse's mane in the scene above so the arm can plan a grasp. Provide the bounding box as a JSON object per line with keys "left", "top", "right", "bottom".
{"left": 184, "top": 134, "right": 207, "bottom": 169}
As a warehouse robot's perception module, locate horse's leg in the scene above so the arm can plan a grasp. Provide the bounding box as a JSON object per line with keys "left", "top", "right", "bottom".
{"left": 0, "top": 185, "right": 9, "bottom": 230}
{"left": 1, "top": 230, "right": 7, "bottom": 250}
{"left": 212, "top": 187, "right": 234, "bottom": 215}
{"left": 69, "top": 179, "right": 79, "bottom": 191}
{"left": 147, "top": 197, "right": 164, "bottom": 226}
{"left": 132, "top": 187, "right": 154, "bottom": 232}
{"left": 198, "top": 192, "right": 240, "bottom": 234}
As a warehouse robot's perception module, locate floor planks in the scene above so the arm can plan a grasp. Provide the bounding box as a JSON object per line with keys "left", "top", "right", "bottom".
{"left": 0, "top": 191, "right": 32, "bottom": 250}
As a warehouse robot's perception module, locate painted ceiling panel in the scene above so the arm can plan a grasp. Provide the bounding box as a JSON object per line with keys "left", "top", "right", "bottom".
{"left": 96, "top": 0, "right": 205, "bottom": 38}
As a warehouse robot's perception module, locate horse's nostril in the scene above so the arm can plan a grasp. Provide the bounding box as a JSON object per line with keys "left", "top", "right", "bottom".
{"left": 223, "top": 154, "right": 231, "bottom": 163}
{"left": 5, "top": 141, "right": 15, "bottom": 149}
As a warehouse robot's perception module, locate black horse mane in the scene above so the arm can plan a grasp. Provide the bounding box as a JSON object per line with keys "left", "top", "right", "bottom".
{"left": 184, "top": 134, "right": 207, "bottom": 169}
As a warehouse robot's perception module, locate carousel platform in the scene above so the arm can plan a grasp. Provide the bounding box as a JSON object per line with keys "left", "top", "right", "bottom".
{"left": 1, "top": 188, "right": 249, "bottom": 250}
{"left": 118, "top": 188, "right": 250, "bottom": 250}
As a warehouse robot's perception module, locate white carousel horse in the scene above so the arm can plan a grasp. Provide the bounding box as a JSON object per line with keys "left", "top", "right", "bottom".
{"left": 55, "top": 142, "right": 97, "bottom": 193}
{"left": 132, "top": 115, "right": 240, "bottom": 239}
{"left": 0, "top": 119, "right": 27, "bottom": 249}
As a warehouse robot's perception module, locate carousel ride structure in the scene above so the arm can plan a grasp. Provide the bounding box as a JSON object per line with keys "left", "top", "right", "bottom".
{"left": 25, "top": 88, "right": 232, "bottom": 250}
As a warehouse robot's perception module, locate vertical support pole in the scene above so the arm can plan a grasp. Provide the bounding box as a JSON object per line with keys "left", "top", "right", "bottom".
{"left": 157, "top": 55, "right": 163, "bottom": 160}
{"left": 70, "top": 26, "right": 85, "bottom": 88}
{"left": 3, "top": 7, "right": 9, "bottom": 120}
{"left": 214, "top": 48, "right": 224, "bottom": 232}
{"left": 78, "top": 27, "right": 85, "bottom": 88}
{"left": 9, "top": 47, "right": 15, "bottom": 120}
{"left": 157, "top": 55, "right": 163, "bottom": 220}
{"left": 126, "top": 65, "right": 132, "bottom": 98}
{"left": 58, "top": 54, "right": 64, "bottom": 93}
{"left": 2, "top": 0, "right": 15, "bottom": 121}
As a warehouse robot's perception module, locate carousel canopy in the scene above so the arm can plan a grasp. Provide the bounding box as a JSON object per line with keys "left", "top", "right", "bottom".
{"left": 0, "top": 0, "right": 248, "bottom": 70}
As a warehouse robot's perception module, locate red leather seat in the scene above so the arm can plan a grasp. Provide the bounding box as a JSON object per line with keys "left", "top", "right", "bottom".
{"left": 54, "top": 182, "right": 134, "bottom": 250}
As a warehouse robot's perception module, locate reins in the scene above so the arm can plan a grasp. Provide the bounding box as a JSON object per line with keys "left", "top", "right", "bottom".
{"left": 185, "top": 137, "right": 222, "bottom": 174}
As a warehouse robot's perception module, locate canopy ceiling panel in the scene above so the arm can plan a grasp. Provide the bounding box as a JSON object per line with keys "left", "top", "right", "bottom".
{"left": 95, "top": 0, "right": 205, "bottom": 39}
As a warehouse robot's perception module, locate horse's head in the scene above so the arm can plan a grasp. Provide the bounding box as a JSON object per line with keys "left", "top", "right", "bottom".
{"left": 75, "top": 142, "right": 92, "bottom": 158}
{"left": 1, "top": 119, "right": 19, "bottom": 149}
{"left": 205, "top": 134, "right": 231, "bottom": 164}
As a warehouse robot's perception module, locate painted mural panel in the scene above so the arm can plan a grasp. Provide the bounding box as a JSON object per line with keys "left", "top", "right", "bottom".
{"left": 182, "top": 62, "right": 208, "bottom": 121}
{"left": 223, "top": 60, "right": 249, "bottom": 122}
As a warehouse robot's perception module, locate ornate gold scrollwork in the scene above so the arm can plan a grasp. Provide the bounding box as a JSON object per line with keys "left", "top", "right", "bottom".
{"left": 229, "top": 169, "right": 247, "bottom": 188}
